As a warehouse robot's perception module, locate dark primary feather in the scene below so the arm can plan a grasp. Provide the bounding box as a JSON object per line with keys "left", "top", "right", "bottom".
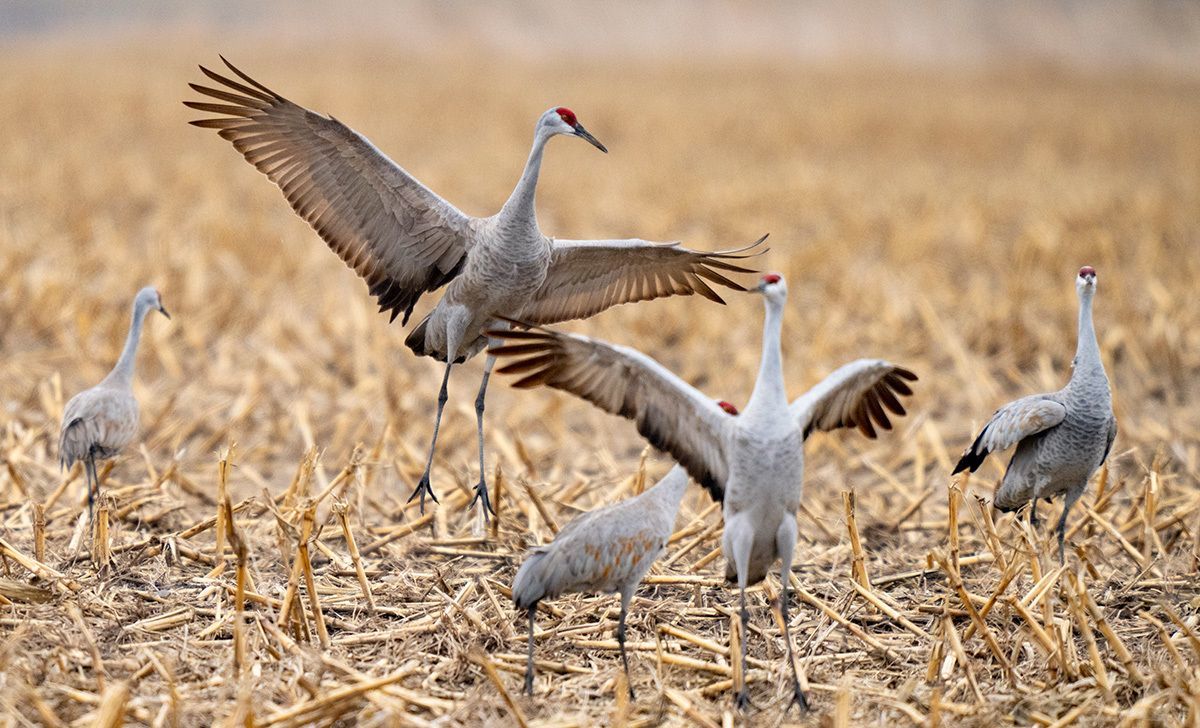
{"left": 952, "top": 429, "right": 991, "bottom": 474}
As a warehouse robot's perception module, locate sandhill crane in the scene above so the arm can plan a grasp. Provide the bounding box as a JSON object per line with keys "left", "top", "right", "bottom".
{"left": 512, "top": 455, "right": 713, "bottom": 697}
{"left": 490, "top": 273, "right": 917, "bottom": 710}
{"left": 186, "top": 57, "right": 764, "bottom": 515}
{"left": 953, "top": 266, "right": 1115, "bottom": 563}
{"left": 59, "top": 286, "right": 169, "bottom": 521}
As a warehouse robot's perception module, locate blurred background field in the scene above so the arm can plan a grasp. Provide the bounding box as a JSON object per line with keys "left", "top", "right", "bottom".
{"left": 0, "top": 2, "right": 1199, "bottom": 726}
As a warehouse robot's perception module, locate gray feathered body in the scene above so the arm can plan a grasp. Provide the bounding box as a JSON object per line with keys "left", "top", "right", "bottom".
{"left": 58, "top": 286, "right": 161, "bottom": 472}
{"left": 722, "top": 418, "right": 803, "bottom": 586}
{"left": 956, "top": 274, "right": 1116, "bottom": 518}
{"left": 407, "top": 216, "right": 551, "bottom": 362}
{"left": 512, "top": 466, "right": 688, "bottom": 609}
{"left": 994, "top": 373, "right": 1114, "bottom": 512}
{"left": 59, "top": 385, "right": 139, "bottom": 469}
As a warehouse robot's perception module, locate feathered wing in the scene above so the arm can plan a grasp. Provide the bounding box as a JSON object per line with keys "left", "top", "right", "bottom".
{"left": 185, "top": 57, "right": 477, "bottom": 325}
{"left": 952, "top": 394, "right": 1067, "bottom": 474}
{"left": 789, "top": 359, "right": 918, "bottom": 440}
{"left": 1101, "top": 417, "right": 1118, "bottom": 464}
{"left": 488, "top": 325, "right": 733, "bottom": 500}
{"left": 511, "top": 235, "right": 766, "bottom": 324}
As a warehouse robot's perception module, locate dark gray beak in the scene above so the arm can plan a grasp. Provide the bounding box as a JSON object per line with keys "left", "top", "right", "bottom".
{"left": 159, "top": 305, "right": 171, "bottom": 319}
{"left": 573, "top": 124, "right": 608, "bottom": 153}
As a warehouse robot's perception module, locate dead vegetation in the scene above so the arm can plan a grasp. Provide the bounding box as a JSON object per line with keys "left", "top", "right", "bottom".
{"left": 0, "top": 38, "right": 1199, "bottom": 726}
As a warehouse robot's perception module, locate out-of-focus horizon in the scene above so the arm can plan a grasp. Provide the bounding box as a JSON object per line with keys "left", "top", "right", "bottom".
{"left": 4, "top": 0, "right": 1199, "bottom": 77}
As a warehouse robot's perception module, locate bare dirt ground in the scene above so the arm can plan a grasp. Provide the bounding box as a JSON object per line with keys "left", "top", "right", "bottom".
{"left": 0, "top": 39, "right": 1198, "bottom": 726}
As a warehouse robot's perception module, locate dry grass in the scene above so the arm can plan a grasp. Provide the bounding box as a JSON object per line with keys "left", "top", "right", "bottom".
{"left": 1, "top": 37, "right": 1199, "bottom": 726}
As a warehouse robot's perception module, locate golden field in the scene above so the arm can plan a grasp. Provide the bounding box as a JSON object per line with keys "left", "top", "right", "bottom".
{"left": 0, "top": 36, "right": 1199, "bottom": 726}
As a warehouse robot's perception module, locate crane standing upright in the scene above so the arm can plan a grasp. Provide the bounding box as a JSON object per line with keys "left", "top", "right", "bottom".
{"left": 954, "top": 266, "right": 1116, "bottom": 562}
{"left": 60, "top": 286, "right": 170, "bottom": 522}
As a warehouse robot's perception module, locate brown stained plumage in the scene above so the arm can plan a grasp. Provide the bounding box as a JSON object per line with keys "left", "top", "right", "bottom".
{"left": 512, "top": 465, "right": 690, "bottom": 696}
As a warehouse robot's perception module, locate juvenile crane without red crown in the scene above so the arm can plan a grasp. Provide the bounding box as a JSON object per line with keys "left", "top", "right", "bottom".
{"left": 186, "top": 58, "right": 765, "bottom": 516}
{"left": 59, "top": 286, "right": 170, "bottom": 521}
{"left": 490, "top": 273, "right": 917, "bottom": 710}
{"left": 953, "top": 266, "right": 1116, "bottom": 563}
{"left": 512, "top": 454, "right": 717, "bottom": 697}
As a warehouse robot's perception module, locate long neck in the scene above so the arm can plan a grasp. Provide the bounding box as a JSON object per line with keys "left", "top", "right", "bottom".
{"left": 651, "top": 466, "right": 690, "bottom": 511}
{"left": 1071, "top": 288, "right": 1104, "bottom": 381}
{"left": 746, "top": 297, "right": 787, "bottom": 415}
{"left": 105, "top": 301, "right": 149, "bottom": 388}
{"left": 499, "top": 128, "right": 549, "bottom": 226}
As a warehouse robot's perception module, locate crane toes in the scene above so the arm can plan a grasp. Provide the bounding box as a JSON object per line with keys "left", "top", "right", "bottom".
{"left": 734, "top": 688, "right": 753, "bottom": 711}
{"left": 470, "top": 479, "right": 496, "bottom": 519}
{"left": 789, "top": 684, "right": 810, "bottom": 712}
{"left": 407, "top": 473, "right": 439, "bottom": 513}
{"left": 523, "top": 670, "right": 534, "bottom": 696}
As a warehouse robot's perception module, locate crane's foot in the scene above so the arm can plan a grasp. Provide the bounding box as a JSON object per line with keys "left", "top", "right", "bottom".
{"left": 734, "top": 688, "right": 753, "bottom": 711}
{"left": 788, "top": 683, "right": 810, "bottom": 712}
{"left": 407, "top": 473, "right": 439, "bottom": 513}
{"left": 469, "top": 478, "right": 496, "bottom": 519}
{"left": 523, "top": 670, "right": 534, "bottom": 696}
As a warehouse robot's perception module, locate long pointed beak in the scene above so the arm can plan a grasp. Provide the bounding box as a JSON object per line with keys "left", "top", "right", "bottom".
{"left": 573, "top": 124, "right": 608, "bottom": 153}
{"left": 159, "top": 305, "right": 171, "bottom": 320}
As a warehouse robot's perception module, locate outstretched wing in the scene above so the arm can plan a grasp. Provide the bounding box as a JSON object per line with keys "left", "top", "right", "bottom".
{"left": 953, "top": 394, "right": 1067, "bottom": 474}
{"left": 511, "top": 235, "right": 766, "bottom": 324}
{"left": 789, "top": 359, "right": 918, "bottom": 440}
{"left": 185, "top": 57, "right": 477, "bottom": 325}
{"left": 488, "top": 325, "right": 733, "bottom": 500}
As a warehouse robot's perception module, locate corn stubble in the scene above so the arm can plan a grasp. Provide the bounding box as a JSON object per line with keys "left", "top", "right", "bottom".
{"left": 0, "top": 41, "right": 1198, "bottom": 726}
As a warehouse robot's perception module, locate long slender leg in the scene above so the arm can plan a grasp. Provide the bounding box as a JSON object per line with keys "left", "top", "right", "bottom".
{"left": 617, "top": 590, "right": 636, "bottom": 699}
{"left": 85, "top": 450, "right": 99, "bottom": 525}
{"left": 776, "top": 519, "right": 809, "bottom": 711}
{"left": 1056, "top": 486, "right": 1085, "bottom": 564}
{"left": 737, "top": 585, "right": 751, "bottom": 710}
{"left": 524, "top": 606, "right": 537, "bottom": 695}
{"left": 469, "top": 352, "right": 497, "bottom": 518}
{"left": 727, "top": 520, "right": 754, "bottom": 711}
{"left": 409, "top": 361, "right": 453, "bottom": 512}
{"left": 1029, "top": 497, "right": 1039, "bottom": 528}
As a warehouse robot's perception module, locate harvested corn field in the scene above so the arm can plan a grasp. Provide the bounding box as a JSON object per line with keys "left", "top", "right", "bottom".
{"left": 1, "top": 8, "right": 1200, "bottom": 727}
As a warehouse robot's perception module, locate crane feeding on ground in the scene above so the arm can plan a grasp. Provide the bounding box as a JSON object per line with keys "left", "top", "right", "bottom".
{"left": 186, "top": 57, "right": 765, "bottom": 516}
{"left": 489, "top": 273, "right": 917, "bottom": 710}
{"left": 59, "top": 286, "right": 170, "bottom": 523}
{"left": 512, "top": 455, "right": 720, "bottom": 698}
{"left": 953, "top": 266, "right": 1116, "bottom": 563}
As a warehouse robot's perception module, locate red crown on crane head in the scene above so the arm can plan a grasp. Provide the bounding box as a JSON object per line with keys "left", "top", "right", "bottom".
{"left": 555, "top": 107, "right": 578, "bottom": 127}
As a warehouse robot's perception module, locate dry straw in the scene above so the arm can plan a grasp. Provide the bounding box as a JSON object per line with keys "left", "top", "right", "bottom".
{"left": 0, "top": 39, "right": 1198, "bottom": 726}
